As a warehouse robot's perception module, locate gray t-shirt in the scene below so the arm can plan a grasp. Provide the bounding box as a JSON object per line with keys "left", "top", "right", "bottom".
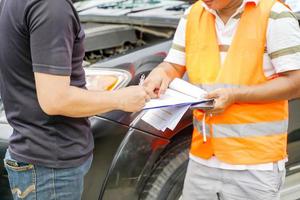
{"left": 0, "top": 0, "right": 93, "bottom": 168}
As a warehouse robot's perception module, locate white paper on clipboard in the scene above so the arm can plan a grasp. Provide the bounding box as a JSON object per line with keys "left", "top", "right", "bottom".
{"left": 143, "top": 78, "right": 209, "bottom": 110}
{"left": 141, "top": 78, "right": 211, "bottom": 131}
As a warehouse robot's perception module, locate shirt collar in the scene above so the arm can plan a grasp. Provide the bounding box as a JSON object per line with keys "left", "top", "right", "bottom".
{"left": 202, "top": 0, "right": 260, "bottom": 16}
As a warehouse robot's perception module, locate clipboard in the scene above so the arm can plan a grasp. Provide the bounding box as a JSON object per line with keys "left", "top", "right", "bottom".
{"left": 143, "top": 99, "right": 213, "bottom": 110}
{"left": 190, "top": 99, "right": 215, "bottom": 110}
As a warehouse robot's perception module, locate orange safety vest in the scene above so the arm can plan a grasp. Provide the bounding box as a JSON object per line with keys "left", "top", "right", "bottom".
{"left": 186, "top": 0, "right": 288, "bottom": 165}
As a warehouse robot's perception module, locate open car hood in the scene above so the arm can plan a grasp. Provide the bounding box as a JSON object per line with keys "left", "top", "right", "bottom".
{"left": 75, "top": 0, "right": 189, "bottom": 28}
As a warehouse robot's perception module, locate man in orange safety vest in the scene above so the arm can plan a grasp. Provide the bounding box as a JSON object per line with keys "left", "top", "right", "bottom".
{"left": 143, "top": 0, "right": 300, "bottom": 199}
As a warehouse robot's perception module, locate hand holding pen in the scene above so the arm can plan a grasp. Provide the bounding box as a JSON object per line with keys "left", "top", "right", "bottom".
{"left": 112, "top": 74, "right": 150, "bottom": 112}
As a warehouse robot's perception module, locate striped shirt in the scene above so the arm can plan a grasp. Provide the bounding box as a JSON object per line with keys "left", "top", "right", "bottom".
{"left": 165, "top": 0, "right": 300, "bottom": 78}
{"left": 165, "top": 0, "right": 300, "bottom": 171}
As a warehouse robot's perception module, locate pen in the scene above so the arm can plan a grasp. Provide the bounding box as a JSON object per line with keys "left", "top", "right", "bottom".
{"left": 139, "top": 74, "right": 145, "bottom": 86}
{"left": 202, "top": 113, "right": 207, "bottom": 143}
{"left": 130, "top": 74, "right": 146, "bottom": 127}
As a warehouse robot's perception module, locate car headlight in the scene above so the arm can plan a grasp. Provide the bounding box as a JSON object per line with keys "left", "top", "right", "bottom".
{"left": 84, "top": 68, "right": 131, "bottom": 91}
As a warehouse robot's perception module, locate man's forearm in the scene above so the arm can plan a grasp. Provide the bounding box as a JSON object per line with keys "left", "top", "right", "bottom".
{"left": 156, "top": 62, "right": 186, "bottom": 80}
{"left": 45, "top": 86, "right": 120, "bottom": 117}
{"left": 234, "top": 71, "right": 300, "bottom": 103}
{"left": 35, "top": 72, "right": 148, "bottom": 118}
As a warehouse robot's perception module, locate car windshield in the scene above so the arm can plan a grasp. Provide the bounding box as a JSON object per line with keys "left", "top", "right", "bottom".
{"left": 73, "top": 0, "right": 191, "bottom": 10}
{"left": 74, "top": 0, "right": 299, "bottom": 12}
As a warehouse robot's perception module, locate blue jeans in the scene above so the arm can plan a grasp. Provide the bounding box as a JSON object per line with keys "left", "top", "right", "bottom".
{"left": 4, "top": 150, "right": 93, "bottom": 200}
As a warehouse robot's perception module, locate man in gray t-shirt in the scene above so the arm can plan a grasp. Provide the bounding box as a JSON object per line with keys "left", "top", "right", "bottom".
{"left": 0, "top": 0, "right": 150, "bottom": 199}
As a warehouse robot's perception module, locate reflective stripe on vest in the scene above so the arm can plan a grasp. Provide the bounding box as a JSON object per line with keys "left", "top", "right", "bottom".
{"left": 194, "top": 118, "right": 288, "bottom": 138}
{"left": 196, "top": 84, "right": 241, "bottom": 93}
{"left": 213, "top": 120, "right": 288, "bottom": 138}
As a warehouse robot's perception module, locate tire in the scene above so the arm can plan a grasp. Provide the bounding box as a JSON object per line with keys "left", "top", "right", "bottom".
{"left": 140, "top": 136, "right": 300, "bottom": 200}
{"left": 139, "top": 135, "right": 191, "bottom": 200}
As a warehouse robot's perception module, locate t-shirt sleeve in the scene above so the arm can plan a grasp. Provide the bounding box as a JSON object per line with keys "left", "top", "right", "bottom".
{"left": 164, "top": 7, "right": 191, "bottom": 66}
{"left": 26, "top": 0, "right": 79, "bottom": 76}
{"left": 267, "top": 3, "right": 300, "bottom": 74}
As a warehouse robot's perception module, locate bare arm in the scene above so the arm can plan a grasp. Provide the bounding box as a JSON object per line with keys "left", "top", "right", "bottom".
{"left": 207, "top": 70, "right": 300, "bottom": 114}
{"left": 35, "top": 73, "right": 149, "bottom": 117}
{"left": 156, "top": 62, "right": 186, "bottom": 80}
{"left": 234, "top": 70, "right": 300, "bottom": 102}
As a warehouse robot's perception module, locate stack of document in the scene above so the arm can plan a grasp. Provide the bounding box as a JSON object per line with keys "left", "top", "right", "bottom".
{"left": 141, "top": 78, "right": 212, "bottom": 131}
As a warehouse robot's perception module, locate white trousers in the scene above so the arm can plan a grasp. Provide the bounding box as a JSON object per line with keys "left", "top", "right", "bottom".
{"left": 182, "top": 159, "right": 286, "bottom": 200}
